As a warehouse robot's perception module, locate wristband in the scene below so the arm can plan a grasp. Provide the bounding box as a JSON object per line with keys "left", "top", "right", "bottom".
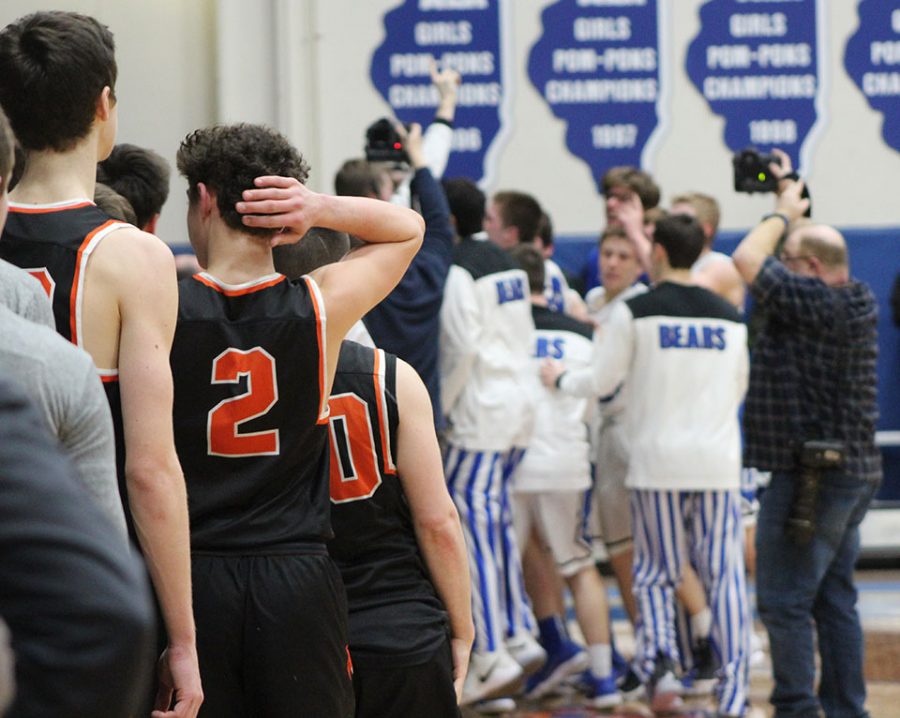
{"left": 554, "top": 371, "right": 567, "bottom": 389}
{"left": 762, "top": 212, "right": 790, "bottom": 228}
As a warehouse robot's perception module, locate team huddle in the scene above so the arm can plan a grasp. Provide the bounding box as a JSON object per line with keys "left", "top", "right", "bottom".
{"left": 0, "top": 9, "right": 882, "bottom": 718}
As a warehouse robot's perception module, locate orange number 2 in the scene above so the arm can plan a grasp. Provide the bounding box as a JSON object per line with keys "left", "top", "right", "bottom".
{"left": 207, "top": 347, "right": 279, "bottom": 457}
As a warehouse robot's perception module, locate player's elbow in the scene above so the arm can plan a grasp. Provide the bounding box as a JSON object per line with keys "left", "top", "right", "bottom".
{"left": 125, "top": 453, "right": 184, "bottom": 503}
{"left": 415, "top": 505, "right": 464, "bottom": 552}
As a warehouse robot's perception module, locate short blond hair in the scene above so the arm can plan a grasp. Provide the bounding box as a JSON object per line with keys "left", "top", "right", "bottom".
{"left": 670, "top": 192, "right": 720, "bottom": 236}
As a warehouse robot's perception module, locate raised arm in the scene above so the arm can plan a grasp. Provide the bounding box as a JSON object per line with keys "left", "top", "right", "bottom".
{"left": 395, "top": 358, "right": 474, "bottom": 702}
{"left": 237, "top": 179, "right": 424, "bottom": 376}
{"left": 733, "top": 149, "right": 809, "bottom": 285}
{"left": 97, "top": 229, "right": 202, "bottom": 718}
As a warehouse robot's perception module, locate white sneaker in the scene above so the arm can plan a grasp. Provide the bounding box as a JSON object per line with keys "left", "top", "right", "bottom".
{"left": 461, "top": 649, "right": 524, "bottom": 706}
{"left": 505, "top": 631, "right": 547, "bottom": 676}
{"left": 474, "top": 696, "right": 517, "bottom": 715}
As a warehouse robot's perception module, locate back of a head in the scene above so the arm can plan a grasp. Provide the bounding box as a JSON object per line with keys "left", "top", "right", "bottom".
{"left": 653, "top": 214, "right": 705, "bottom": 269}
{"left": 176, "top": 123, "right": 309, "bottom": 239}
{"left": 670, "top": 191, "right": 720, "bottom": 237}
{"left": 334, "top": 158, "right": 381, "bottom": 198}
{"left": 97, "top": 143, "right": 170, "bottom": 228}
{"left": 537, "top": 211, "right": 554, "bottom": 251}
{"left": 794, "top": 224, "right": 848, "bottom": 270}
{"left": 0, "top": 106, "right": 13, "bottom": 187}
{"left": 442, "top": 177, "right": 485, "bottom": 237}
{"left": 0, "top": 11, "right": 117, "bottom": 152}
{"left": 508, "top": 244, "right": 545, "bottom": 294}
{"left": 493, "top": 190, "right": 543, "bottom": 244}
{"left": 94, "top": 182, "right": 137, "bottom": 225}
{"left": 601, "top": 166, "right": 661, "bottom": 210}
{"left": 272, "top": 227, "right": 351, "bottom": 280}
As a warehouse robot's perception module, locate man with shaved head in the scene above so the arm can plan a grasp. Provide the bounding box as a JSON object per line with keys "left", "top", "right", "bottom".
{"left": 733, "top": 152, "right": 880, "bottom": 718}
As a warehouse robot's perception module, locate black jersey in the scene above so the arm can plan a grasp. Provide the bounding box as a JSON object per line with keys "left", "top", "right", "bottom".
{"left": 327, "top": 341, "right": 448, "bottom": 666}
{"left": 171, "top": 272, "right": 330, "bottom": 553}
{"left": 0, "top": 201, "right": 134, "bottom": 529}
{"left": 0, "top": 200, "right": 128, "bottom": 344}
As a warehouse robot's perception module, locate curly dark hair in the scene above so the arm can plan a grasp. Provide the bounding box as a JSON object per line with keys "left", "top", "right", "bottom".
{"left": 97, "top": 143, "right": 170, "bottom": 228}
{"left": 176, "top": 124, "right": 310, "bottom": 238}
{"left": 0, "top": 11, "right": 117, "bottom": 152}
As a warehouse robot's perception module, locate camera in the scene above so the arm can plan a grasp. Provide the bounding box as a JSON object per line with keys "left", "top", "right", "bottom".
{"left": 786, "top": 439, "right": 846, "bottom": 544}
{"left": 732, "top": 148, "right": 781, "bottom": 193}
{"left": 364, "top": 118, "right": 409, "bottom": 164}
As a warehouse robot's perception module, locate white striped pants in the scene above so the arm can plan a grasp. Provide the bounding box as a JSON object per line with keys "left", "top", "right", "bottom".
{"left": 445, "top": 444, "right": 535, "bottom": 653}
{"left": 631, "top": 489, "right": 750, "bottom": 716}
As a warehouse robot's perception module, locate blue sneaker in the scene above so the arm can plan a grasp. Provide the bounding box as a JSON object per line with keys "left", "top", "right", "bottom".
{"left": 612, "top": 645, "right": 630, "bottom": 682}
{"left": 575, "top": 670, "right": 623, "bottom": 709}
{"left": 524, "top": 639, "right": 589, "bottom": 699}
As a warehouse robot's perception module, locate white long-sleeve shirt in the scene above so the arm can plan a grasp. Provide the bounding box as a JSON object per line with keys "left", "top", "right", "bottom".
{"left": 440, "top": 238, "right": 537, "bottom": 450}
{"left": 560, "top": 282, "right": 748, "bottom": 491}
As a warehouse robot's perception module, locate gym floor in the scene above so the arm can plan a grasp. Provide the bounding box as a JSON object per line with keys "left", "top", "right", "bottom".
{"left": 461, "top": 569, "right": 900, "bottom": 718}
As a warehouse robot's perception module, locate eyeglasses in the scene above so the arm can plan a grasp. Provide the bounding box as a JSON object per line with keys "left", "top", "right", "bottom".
{"left": 779, "top": 253, "right": 813, "bottom": 266}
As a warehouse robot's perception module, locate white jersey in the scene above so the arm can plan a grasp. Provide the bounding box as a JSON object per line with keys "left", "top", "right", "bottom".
{"left": 344, "top": 319, "right": 375, "bottom": 348}
{"left": 584, "top": 283, "right": 648, "bottom": 418}
{"left": 440, "top": 237, "right": 537, "bottom": 450}
{"left": 515, "top": 304, "right": 595, "bottom": 493}
{"left": 560, "top": 281, "right": 748, "bottom": 491}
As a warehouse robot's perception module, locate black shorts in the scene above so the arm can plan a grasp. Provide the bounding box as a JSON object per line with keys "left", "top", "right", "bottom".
{"left": 352, "top": 637, "right": 460, "bottom": 718}
{"left": 192, "top": 552, "right": 354, "bottom": 718}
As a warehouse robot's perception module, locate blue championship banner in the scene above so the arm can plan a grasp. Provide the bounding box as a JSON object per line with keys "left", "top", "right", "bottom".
{"left": 369, "top": 0, "right": 511, "bottom": 185}
{"left": 685, "top": 0, "right": 825, "bottom": 171}
{"left": 845, "top": 0, "right": 900, "bottom": 154}
{"left": 527, "top": 0, "right": 666, "bottom": 192}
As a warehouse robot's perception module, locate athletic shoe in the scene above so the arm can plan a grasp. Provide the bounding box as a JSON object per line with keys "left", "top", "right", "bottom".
{"left": 524, "top": 639, "right": 589, "bottom": 699}
{"left": 579, "top": 671, "right": 623, "bottom": 709}
{"left": 749, "top": 630, "right": 767, "bottom": 669}
{"left": 683, "top": 637, "right": 718, "bottom": 696}
{"left": 647, "top": 655, "right": 685, "bottom": 714}
{"left": 505, "top": 630, "right": 547, "bottom": 676}
{"left": 617, "top": 666, "right": 646, "bottom": 701}
{"left": 461, "top": 649, "right": 524, "bottom": 706}
{"left": 474, "top": 696, "right": 517, "bottom": 715}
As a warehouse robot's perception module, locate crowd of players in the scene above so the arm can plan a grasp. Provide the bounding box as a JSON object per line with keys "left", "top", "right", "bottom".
{"left": 0, "top": 9, "right": 881, "bottom": 718}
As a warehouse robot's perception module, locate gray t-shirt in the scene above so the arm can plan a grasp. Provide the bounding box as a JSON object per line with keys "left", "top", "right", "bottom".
{"left": 0, "top": 258, "right": 54, "bottom": 329}
{"left": 0, "top": 305, "right": 126, "bottom": 537}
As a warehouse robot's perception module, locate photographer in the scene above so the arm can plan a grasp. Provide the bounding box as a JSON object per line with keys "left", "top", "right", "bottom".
{"left": 732, "top": 151, "right": 881, "bottom": 718}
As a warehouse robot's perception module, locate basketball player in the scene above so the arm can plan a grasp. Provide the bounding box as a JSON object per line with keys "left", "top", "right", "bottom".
{"left": 171, "top": 123, "right": 423, "bottom": 717}
{"left": 542, "top": 215, "right": 751, "bottom": 717}
{"left": 272, "top": 227, "right": 474, "bottom": 718}
{"left": 0, "top": 12, "right": 201, "bottom": 715}
{"left": 509, "top": 245, "right": 621, "bottom": 708}
{"left": 440, "top": 178, "right": 540, "bottom": 704}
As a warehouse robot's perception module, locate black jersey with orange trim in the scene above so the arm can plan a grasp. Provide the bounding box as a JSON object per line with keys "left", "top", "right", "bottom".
{"left": 0, "top": 201, "right": 134, "bottom": 532}
{"left": 0, "top": 200, "right": 129, "bottom": 345}
{"left": 172, "top": 272, "right": 330, "bottom": 553}
{"left": 327, "top": 341, "right": 448, "bottom": 666}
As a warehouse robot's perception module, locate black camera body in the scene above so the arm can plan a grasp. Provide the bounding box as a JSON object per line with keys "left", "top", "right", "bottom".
{"left": 732, "top": 148, "right": 781, "bottom": 193}
{"left": 365, "top": 118, "right": 409, "bottom": 165}
{"left": 786, "top": 439, "right": 846, "bottom": 544}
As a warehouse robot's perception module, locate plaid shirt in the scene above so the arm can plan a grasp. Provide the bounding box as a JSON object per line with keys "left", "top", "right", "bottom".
{"left": 744, "top": 257, "right": 882, "bottom": 481}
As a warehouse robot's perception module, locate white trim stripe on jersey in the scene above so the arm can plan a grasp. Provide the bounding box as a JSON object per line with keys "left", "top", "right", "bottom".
{"left": 72, "top": 222, "right": 129, "bottom": 348}
{"left": 303, "top": 275, "right": 329, "bottom": 423}
{"left": 373, "top": 348, "right": 396, "bottom": 474}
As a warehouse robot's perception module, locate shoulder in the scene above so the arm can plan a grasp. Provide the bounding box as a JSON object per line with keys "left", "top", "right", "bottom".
{"left": 90, "top": 226, "right": 176, "bottom": 285}
{"left": 628, "top": 282, "right": 741, "bottom": 322}
{"left": 453, "top": 238, "right": 516, "bottom": 279}
{"left": 532, "top": 305, "right": 593, "bottom": 339}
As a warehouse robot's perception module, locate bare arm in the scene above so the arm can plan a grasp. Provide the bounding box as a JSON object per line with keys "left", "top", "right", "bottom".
{"left": 694, "top": 257, "right": 746, "bottom": 310}
{"left": 733, "top": 149, "right": 810, "bottom": 284}
{"left": 98, "top": 230, "right": 202, "bottom": 718}
{"left": 237, "top": 180, "right": 424, "bottom": 376}
{"left": 395, "top": 359, "right": 474, "bottom": 702}
{"left": 616, "top": 193, "right": 652, "bottom": 273}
